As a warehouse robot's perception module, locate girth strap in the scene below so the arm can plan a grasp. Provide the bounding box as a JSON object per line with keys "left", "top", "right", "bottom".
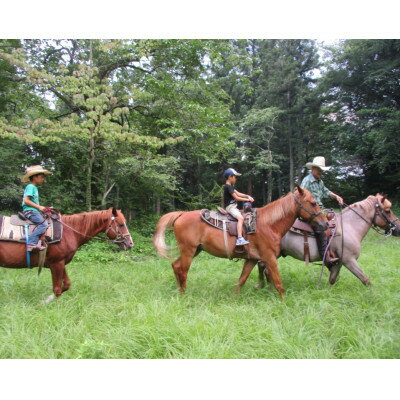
{"left": 222, "top": 220, "right": 231, "bottom": 259}
{"left": 303, "top": 231, "right": 310, "bottom": 266}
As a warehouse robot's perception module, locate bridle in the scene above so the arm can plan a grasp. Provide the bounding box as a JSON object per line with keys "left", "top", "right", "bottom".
{"left": 291, "top": 192, "right": 324, "bottom": 223}
{"left": 344, "top": 199, "right": 399, "bottom": 237}
{"left": 105, "top": 216, "right": 132, "bottom": 244}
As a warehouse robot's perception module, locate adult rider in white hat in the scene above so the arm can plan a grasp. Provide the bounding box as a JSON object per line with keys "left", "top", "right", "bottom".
{"left": 300, "top": 156, "right": 344, "bottom": 268}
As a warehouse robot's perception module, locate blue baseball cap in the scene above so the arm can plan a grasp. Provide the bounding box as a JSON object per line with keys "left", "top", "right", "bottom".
{"left": 224, "top": 168, "right": 242, "bottom": 179}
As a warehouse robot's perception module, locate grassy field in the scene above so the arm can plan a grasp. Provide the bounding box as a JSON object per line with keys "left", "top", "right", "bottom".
{"left": 0, "top": 228, "right": 399, "bottom": 359}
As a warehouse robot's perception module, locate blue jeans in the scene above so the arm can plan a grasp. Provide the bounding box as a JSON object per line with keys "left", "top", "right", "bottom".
{"left": 24, "top": 211, "right": 49, "bottom": 245}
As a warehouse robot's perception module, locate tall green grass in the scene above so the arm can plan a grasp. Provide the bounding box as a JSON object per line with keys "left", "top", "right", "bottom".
{"left": 0, "top": 230, "right": 399, "bottom": 358}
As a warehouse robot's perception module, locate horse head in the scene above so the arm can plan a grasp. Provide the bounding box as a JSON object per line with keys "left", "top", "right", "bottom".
{"left": 105, "top": 207, "right": 134, "bottom": 250}
{"left": 373, "top": 194, "right": 400, "bottom": 236}
{"left": 294, "top": 185, "right": 329, "bottom": 233}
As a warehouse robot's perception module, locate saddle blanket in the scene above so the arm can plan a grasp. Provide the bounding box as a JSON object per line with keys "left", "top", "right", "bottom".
{"left": 0, "top": 214, "right": 63, "bottom": 244}
{"left": 200, "top": 208, "right": 257, "bottom": 236}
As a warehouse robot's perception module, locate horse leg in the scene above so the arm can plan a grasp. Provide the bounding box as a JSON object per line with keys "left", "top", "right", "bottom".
{"left": 329, "top": 264, "right": 342, "bottom": 285}
{"left": 62, "top": 268, "right": 71, "bottom": 293}
{"left": 50, "top": 261, "right": 66, "bottom": 298}
{"left": 235, "top": 259, "right": 257, "bottom": 295}
{"left": 262, "top": 255, "right": 285, "bottom": 298}
{"left": 171, "top": 248, "right": 196, "bottom": 293}
{"left": 255, "top": 262, "right": 266, "bottom": 289}
{"left": 343, "top": 258, "right": 371, "bottom": 286}
{"left": 255, "top": 261, "right": 271, "bottom": 289}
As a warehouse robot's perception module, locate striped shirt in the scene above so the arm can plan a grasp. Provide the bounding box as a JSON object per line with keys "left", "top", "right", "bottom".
{"left": 300, "top": 173, "right": 331, "bottom": 208}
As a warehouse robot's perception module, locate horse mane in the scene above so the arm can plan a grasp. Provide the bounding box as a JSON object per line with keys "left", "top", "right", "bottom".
{"left": 258, "top": 193, "right": 294, "bottom": 225}
{"left": 62, "top": 209, "right": 112, "bottom": 233}
{"left": 343, "top": 195, "right": 376, "bottom": 214}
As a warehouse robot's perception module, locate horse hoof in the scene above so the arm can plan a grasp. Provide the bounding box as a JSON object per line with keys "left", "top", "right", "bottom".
{"left": 41, "top": 294, "right": 56, "bottom": 305}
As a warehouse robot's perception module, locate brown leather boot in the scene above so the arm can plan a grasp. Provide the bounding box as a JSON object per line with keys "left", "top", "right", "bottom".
{"left": 27, "top": 240, "right": 46, "bottom": 252}
{"left": 315, "top": 231, "right": 338, "bottom": 268}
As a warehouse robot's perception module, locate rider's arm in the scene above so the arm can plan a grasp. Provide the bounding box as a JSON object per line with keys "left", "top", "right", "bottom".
{"left": 329, "top": 192, "right": 344, "bottom": 205}
{"left": 23, "top": 196, "right": 46, "bottom": 212}
{"left": 232, "top": 190, "right": 254, "bottom": 202}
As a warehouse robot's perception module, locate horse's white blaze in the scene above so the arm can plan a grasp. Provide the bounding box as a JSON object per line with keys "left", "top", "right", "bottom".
{"left": 124, "top": 222, "right": 133, "bottom": 245}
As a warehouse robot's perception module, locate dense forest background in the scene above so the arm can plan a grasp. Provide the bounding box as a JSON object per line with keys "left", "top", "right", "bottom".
{"left": 0, "top": 39, "right": 399, "bottom": 218}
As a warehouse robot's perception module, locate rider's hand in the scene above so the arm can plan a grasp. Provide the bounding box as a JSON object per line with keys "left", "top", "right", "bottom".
{"left": 336, "top": 195, "right": 344, "bottom": 206}
{"left": 248, "top": 196, "right": 255, "bottom": 203}
{"left": 38, "top": 205, "right": 47, "bottom": 212}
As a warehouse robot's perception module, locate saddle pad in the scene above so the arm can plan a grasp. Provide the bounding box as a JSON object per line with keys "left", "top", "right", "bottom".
{"left": 200, "top": 208, "right": 257, "bottom": 235}
{"left": 0, "top": 215, "right": 63, "bottom": 244}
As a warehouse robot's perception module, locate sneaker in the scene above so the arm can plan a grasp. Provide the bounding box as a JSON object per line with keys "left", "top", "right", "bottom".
{"left": 236, "top": 237, "right": 249, "bottom": 246}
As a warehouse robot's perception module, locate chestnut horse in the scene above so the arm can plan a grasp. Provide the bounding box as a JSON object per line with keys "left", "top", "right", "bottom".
{"left": 0, "top": 207, "right": 133, "bottom": 302}
{"left": 153, "top": 186, "right": 328, "bottom": 298}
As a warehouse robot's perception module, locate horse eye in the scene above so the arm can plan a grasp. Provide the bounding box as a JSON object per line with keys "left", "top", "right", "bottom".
{"left": 311, "top": 201, "right": 317, "bottom": 207}
{"left": 118, "top": 223, "right": 124, "bottom": 227}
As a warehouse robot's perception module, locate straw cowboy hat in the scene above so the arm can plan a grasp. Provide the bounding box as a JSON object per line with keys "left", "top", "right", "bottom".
{"left": 305, "top": 156, "right": 331, "bottom": 171}
{"left": 21, "top": 165, "right": 52, "bottom": 183}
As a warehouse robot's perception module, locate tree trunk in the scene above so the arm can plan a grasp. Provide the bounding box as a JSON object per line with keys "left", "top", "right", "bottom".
{"left": 101, "top": 182, "right": 115, "bottom": 209}
{"left": 247, "top": 175, "right": 253, "bottom": 196}
{"left": 261, "top": 172, "right": 266, "bottom": 205}
{"left": 115, "top": 185, "right": 120, "bottom": 209}
{"left": 287, "top": 90, "right": 294, "bottom": 191}
{"left": 86, "top": 129, "right": 95, "bottom": 212}
{"left": 267, "top": 169, "right": 273, "bottom": 203}
{"left": 156, "top": 197, "right": 161, "bottom": 216}
{"left": 277, "top": 172, "right": 283, "bottom": 197}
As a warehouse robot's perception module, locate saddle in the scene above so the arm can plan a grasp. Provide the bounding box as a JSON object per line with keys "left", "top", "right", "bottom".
{"left": 0, "top": 212, "right": 63, "bottom": 244}
{"left": 289, "top": 216, "right": 339, "bottom": 265}
{"left": 200, "top": 207, "right": 257, "bottom": 236}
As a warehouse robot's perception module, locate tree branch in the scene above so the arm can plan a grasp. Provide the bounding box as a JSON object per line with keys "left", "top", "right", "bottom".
{"left": 98, "top": 59, "right": 153, "bottom": 80}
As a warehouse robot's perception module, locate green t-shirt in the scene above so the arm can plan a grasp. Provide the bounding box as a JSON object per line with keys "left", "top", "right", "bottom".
{"left": 22, "top": 183, "right": 40, "bottom": 212}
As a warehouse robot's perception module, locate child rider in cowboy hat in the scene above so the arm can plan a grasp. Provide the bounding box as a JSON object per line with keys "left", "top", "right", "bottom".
{"left": 223, "top": 168, "right": 254, "bottom": 246}
{"left": 21, "top": 165, "right": 52, "bottom": 251}
{"left": 300, "top": 156, "right": 344, "bottom": 267}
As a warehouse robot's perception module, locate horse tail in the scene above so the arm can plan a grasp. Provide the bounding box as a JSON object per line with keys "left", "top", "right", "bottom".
{"left": 153, "top": 211, "right": 184, "bottom": 259}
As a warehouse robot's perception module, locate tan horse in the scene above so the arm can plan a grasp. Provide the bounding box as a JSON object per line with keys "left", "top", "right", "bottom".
{"left": 153, "top": 186, "right": 328, "bottom": 298}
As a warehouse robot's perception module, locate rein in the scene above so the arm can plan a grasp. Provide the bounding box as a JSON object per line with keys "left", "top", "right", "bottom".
{"left": 343, "top": 200, "right": 398, "bottom": 237}
{"left": 46, "top": 211, "right": 129, "bottom": 244}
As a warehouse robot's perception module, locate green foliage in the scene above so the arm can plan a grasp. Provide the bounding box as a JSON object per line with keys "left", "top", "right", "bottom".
{"left": 0, "top": 39, "right": 399, "bottom": 216}
{"left": 320, "top": 39, "right": 400, "bottom": 198}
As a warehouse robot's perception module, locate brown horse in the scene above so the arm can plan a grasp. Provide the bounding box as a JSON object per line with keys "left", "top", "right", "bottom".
{"left": 153, "top": 186, "right": 328, "bottom": 298}
{"left": 0, "top": 207, "right": 133, "bottom": 302}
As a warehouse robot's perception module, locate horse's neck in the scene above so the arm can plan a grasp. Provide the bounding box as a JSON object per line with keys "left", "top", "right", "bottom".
{"left": 340, "top": 200, "right": 375, "bottom": 241}
{"left": 258, "top": 194, "right": 297, "bottom": 237}
{"left": 64, "top": 211, "right": 109, "bottom": 246}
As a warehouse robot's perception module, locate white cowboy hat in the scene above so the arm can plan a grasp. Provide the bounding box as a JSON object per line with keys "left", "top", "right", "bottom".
{"left": 305, "top": 156, "right": 331, "bottom": 171}
{"left": 21, "top": 165, "right": 52, "bottom": 183}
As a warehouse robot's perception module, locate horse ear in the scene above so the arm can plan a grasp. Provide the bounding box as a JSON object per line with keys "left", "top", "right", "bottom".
{"left": 381, "top": 194, "right": 388, "bottom": 204}
{"left": 296, "top": 184, "right": 304, "bottom": 196}
{"left": 112, "top": 207, "right": 118, "bottom": 216}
